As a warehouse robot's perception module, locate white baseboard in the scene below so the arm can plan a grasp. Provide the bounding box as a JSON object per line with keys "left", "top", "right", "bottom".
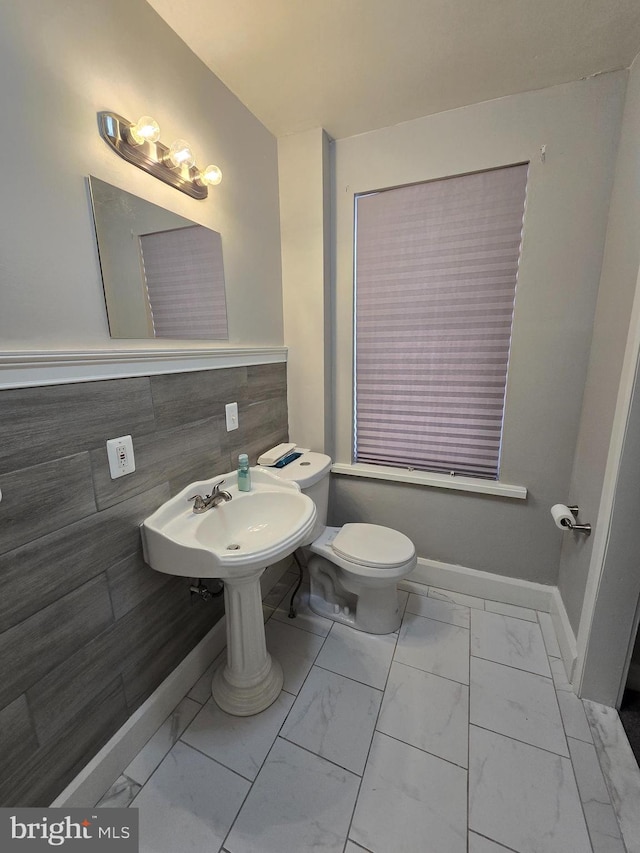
{"left": 550, "top": 586, "right": 578, "bottom": 681}
{"left": 407, "top": 557, "right": 578, "bottom": 683}
{"left": 409, "top": 557, "right": 555, "bottom": 611}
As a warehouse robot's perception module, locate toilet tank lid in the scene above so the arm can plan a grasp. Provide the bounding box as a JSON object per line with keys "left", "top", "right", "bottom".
{"left": 270, "top": 451, "right": 332, "bottom": 488}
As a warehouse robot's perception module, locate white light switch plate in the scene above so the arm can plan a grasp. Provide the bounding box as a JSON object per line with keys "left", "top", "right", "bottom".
{"left": 225, "top": 402, "right": 239, "bottom": 431}
{"left": 106, "top": 435, "right": 135, "bottom": 479}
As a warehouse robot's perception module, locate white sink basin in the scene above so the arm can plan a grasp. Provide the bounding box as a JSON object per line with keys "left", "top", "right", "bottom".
{"left": 140, "top": 464, "right": 317, "bottom": 717}
{"left": 141, "top": 466, "right": 316, "bottom": 578}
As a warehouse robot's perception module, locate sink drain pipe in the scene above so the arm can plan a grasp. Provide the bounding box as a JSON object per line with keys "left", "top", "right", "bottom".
{"left": 190, "top": 579, "right": 224, "bottom": 601}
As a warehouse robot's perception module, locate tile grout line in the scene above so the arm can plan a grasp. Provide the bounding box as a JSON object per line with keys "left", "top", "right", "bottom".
{"left": 536, "top": 610, "right": 562, "bottom": 659}
{"left": 470, "top": 829, "right": 522, "bottom": 853}
{"left": 469, "top": 722, "right": 571, "bottom": 762}
{"left": 219, "top": 610, "right": 332, "bottom": 853}
{"left": 580, "top": 710, "right": 631, "bottom": 853}
{"left": 470, "top": 650, "right": 557, "bottom": 682}
{"left": 384, "top": 655, "right": 470, "bottom": 687}
{"left": 484, "top": 601, "right": 539, "bottom": 620}
{"left": 567, "top": 734, "right": 629, "bottom": 853}
{"left": 563, "top": 744, "right": 597, "bottom": 853}
{"left": 270, "top": 609, "right": 332, "bottom": 637}
{"left": 109, "top": 699, "right": 199, "bottom": 804}
{"left": 312, "top": 660, "right": 393, "bottom": 692}
{"left": 342, "top": 616, "right": 402, "bottom": 850}
{"left": 175, "top": 738, "right": 256, "bottom": 784}
{"left": 269, "top": 580, "right": 336, "bottom": 637}
{"left": 469, "top": 649, "right": 551, "bottom": 680}
{"left": 262, "top": 578, "right": 300, "bottom": 612}
{"left": 404, "top": 605, "right": 471, "bottom": 631}
{"left": 343, "top": 839, "right": 375, "bottom": 853}
{"left": 281, "top": 591, "right": 409, "bottom": 852}
{"left": 427, "top": 586, "right": 486, "bottom": 610}
{"left": 565, "top": 730, "right": 597, "bottom": 746}
{"left": 278, "top": 734, "right": 364, "bottom": 778}
{"left": 128, "top": 737, "right": 252, "bottom": 818}
{"left": 371, "top": 727, "right": 469, "bottom": 772}
{"left": 469, "top": 603, "right": 580, "bottom": 852}
{"left": 542, "top": 639, "right": 596, "bottom": 853}
{"left": 126, "top": 697, "right": 203, "bottom": 786}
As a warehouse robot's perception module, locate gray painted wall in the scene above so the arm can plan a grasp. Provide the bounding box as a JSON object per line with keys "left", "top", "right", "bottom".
{"left": 330, "top": 74, "right": 626, "bottom": 585}
{"left": 0, "top": 363, "right": 288, "bottom": 806}
{"left": 558, "top": 55, "right": 640, "bottom": 634}
{"left": 0, "top": 0, "right": 283, "bottom": 351}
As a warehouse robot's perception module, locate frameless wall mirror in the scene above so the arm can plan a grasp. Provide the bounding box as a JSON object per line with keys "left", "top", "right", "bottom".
{"left": 88, "top": 176, "right": 228, "bottom": 340}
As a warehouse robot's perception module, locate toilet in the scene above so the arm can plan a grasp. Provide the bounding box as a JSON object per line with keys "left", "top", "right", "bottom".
{"left": 271, "top": 451, "right": 416, "bottom": 634}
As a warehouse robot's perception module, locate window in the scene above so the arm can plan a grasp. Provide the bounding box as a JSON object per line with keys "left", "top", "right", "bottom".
{"left": 354, "top": 164, "right": 528, "bottom": 479}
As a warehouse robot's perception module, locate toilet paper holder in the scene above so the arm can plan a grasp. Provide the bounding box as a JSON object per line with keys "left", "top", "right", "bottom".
{"left": 563, "top": 506, "right": 591, "bottom": 536}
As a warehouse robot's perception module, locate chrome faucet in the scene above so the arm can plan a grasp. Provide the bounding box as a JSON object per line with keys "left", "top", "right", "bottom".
{"left": 187, "top": 479, "right": 232, "bottom": 513}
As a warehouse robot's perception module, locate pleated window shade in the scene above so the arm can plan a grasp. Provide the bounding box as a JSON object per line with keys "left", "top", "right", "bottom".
{"left": 354, "top": 164, "right": 528, "bottom": 479}
{"left": 140, "top": 225, "right": 228, "bottom": 340}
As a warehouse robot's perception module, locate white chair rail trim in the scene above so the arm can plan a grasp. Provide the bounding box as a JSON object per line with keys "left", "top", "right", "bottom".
{"left": 0, "top": 347, "right": 288, "bottom": 389}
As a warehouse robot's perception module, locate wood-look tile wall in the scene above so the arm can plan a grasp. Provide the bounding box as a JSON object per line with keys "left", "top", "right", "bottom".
{"left": 0, "top": 362, "right": 288, "bottom": 806}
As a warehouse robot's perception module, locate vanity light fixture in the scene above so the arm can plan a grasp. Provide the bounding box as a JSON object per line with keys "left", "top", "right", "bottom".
{"left": 97, "top": 111, "right": 222, "bottom": 200}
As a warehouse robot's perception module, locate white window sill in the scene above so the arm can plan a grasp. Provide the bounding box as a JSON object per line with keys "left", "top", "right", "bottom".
{"left": 330, "top": 462, "right": 527, "bottom": 500}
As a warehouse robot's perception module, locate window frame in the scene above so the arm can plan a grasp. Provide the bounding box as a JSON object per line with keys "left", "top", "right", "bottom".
{"left": 339, "top": 163, "right": 530, "bottom": 500}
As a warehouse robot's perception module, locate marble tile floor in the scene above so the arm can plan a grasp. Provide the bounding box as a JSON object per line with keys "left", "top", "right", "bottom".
{"left": 97, "top": 575, "right": 635, "bottom": 853}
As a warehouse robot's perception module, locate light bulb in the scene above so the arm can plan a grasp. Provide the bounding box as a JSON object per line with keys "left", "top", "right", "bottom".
{"left": 199, "top": 164, "right": 223, "bottom": 186}
{"left": 168, "top": 139, "right": 195, "bottom": 169}
{"left": 128, "top": 115, "right": 160, "bottom": 145}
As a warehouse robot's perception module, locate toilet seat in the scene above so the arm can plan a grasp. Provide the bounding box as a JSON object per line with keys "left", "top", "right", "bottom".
{"left": 331, "top": 523, "right": 415, "bottom": 569}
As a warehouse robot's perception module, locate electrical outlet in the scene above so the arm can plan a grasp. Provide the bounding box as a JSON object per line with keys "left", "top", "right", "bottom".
{"left": 106, "top": 435, "right": 136, "bottom": 479}
{"left": 225, "top": 402, "right": 239, "bottom": 431}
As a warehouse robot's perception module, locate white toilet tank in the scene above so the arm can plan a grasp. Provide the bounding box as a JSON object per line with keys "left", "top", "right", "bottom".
{"left": 269, "top": 451, "right": 332, "bottom": 542}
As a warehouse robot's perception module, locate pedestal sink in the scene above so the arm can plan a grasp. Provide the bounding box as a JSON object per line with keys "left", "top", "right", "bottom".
{"left": 141, "top": 467, "right": 316, "bottom": 715}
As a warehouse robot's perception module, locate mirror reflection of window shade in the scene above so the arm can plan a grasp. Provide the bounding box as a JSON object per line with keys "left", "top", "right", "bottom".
{"left": 139, "top": 225, "right": 228, "bottom": 340}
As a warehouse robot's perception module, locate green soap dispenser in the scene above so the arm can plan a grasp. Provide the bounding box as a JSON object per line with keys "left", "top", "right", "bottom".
{"left": 237, "top": 453, "right": 251, "bottom": 491}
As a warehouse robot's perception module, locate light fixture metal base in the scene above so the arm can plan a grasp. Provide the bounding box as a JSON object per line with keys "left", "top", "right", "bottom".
{"left": 97, "top": 111, "right": 208, "bottom": 200}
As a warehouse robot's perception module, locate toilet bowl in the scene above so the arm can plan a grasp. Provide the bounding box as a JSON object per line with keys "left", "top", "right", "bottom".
{"left": 269, "top": 451, "right": 416, "bottom": 634}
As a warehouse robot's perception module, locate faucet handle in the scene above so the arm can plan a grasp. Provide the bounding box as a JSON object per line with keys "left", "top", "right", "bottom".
{"left": 210, "top": 479, "right": 226, "bottom": 494}
{"left": 187, "top": 494, "right": 206, "bottom": 510}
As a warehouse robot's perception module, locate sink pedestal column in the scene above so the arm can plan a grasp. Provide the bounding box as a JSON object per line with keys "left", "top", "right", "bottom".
{"left": 212, "top": 571, "right": 283, "bottom": 716}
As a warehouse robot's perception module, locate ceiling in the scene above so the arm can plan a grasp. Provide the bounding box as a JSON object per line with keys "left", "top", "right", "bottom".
{"left": 148, "top": 0, "right": 640, "bottom": 140}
